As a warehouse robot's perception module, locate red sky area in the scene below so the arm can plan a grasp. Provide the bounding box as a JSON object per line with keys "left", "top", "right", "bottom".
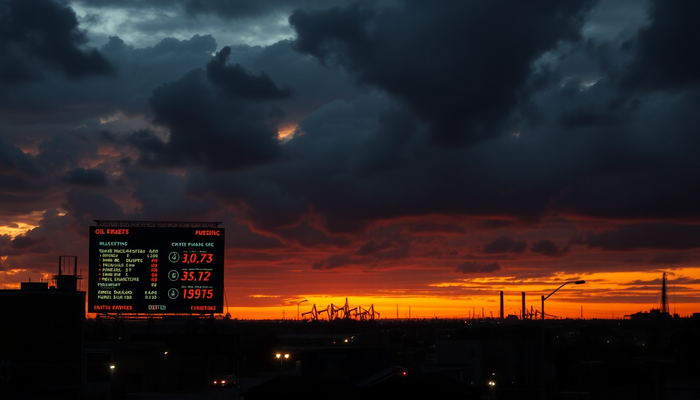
{"left": 2, "top": 215, "right": 698, "bottom": 320}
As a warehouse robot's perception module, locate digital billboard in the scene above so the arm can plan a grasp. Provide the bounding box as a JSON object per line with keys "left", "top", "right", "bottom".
{"left": 88, "top": 226, "right": 225, "bottom": 314}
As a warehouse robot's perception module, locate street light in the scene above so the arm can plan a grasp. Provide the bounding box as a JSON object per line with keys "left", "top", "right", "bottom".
{"left": 275, "top": 353, "right": 290, "bottom": 374}
{"left": 297, "top": 299, "right": 308, "bottom": 321}
{"left": 541, "top": 280, "right": 585, "bottom": 320}
{"left": 540, "top": 280, "right": 585, "bottom": 400}
{"left": 488, "top": 380, "right": 496, "bottom": 400}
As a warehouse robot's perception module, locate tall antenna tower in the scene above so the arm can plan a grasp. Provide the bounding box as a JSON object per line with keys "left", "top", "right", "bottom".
{"left": 660, "top": 272, "right": 669, "bottom": 314}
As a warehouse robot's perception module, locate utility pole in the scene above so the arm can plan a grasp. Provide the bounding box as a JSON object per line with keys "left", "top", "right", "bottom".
{"left": 660, "top": 272, "right": 669, "bottom": 314}
{"left": 297, "top": 300, "right": 308, "bottom": 321}
{"left": 540, "top": 280, "right": 586, "bottom": 399}
{"left": 500, "top": 291, "right": 504, "bottom": 320}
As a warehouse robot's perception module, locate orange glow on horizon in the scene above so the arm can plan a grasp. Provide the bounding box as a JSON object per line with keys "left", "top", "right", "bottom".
{"left": 222, "top": 298, "right": 699, "bottom": 320}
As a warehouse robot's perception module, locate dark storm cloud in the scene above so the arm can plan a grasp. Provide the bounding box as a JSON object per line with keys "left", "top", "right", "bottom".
{"left": 184, "top": 0, "right": 277, "bottom": 17}
{"left": 206, "top": 46, "right": 291, "bottom": 100}
{"left": 573, "top": 223, "right": 700, "bottom": 251}
{"left": 123, "top": 168, "right": 221, "bottom": 221}
{"left": 307, "top": 228, "right": 415, "bottom": 270}
{"left": 35, "top": 132, "right": 100, "bottom": 172}
{"left": 72, "top": 0, "right": 180, "bottom": 9}
{"left": 402, "top": 223, "right": 465, "bottom": 235}
{"left": 185, "top": 0, "right": 344, "bottom": 18}
{"left": 0, "top": 0, "right": 113, "bottom": 83}
{"left": 622, "top": 1, "right": 700, "bottom": 92}
{"left": 649, "top": 253, "right": 691, "bottom": 265}
{"left": 289, "top": 0, "right": 596, "bottom": 145}
{"left": 180, "top": 34, "right": 699, "bottom": 242}
{"left": 123, "top": 129, "right": 167, "bottom": 158}
{"left": 476, "top": 219, "right": 515, "bottom": 230}
{"left": 272, "top": 222, "right": 352, "bottom": 248}
{"left": 525, "top": 75, "right": 700, "bottom": 221}
{"left": 311, "top": 241, "right": 411, "bottom": 270}
{"left": 225, "top": 222, "right": 283, "bottom": 249}
{"left": 530, "top": 239, "right": 569, "bottom": 258}
{"left": 223, "top": 40, "right": 365, "bottom": 126}
{"left": 355, "top": 239, "right": 391, "bottom": 256}
{"left": 0, "top": 33, "right": 219, "bottom": 147}
{"left": 311, "top": 254, "right": 352, "bottom": 270}
{"left": 482, "top": 236, "right": 527, "bottom": 254}
{"left": 130, "top": 50, "right": 284, "bottom": 171}
{"left": 354, "top": 236, "right": 411, "bottom": 261}
{"left": 62, "top": 189, "right": 125, "bottom": 228}
{"left": 455, "top": 262, "right": 501, "bottom": 274}
{"left": 61, "top": 167, "right": 108, "bottom": 187}
{"left": 0, "top": 138, "right": 49, "bottom": 217}
{"left": 186, "top": 93, "right": 576, "bottom": 233}
{"left": 74, "top": 0, "right": 354, "bottom": 17}
{"left": 0, "top": 137, "right": 41, "bottom": 180}
{"left": 0, "top": 234, "right": 50, "bottom": 256}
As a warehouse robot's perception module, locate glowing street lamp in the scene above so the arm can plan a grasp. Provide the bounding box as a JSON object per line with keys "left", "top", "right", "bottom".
{"left": 275, "top": 353, "right": 290, "bottom": 373}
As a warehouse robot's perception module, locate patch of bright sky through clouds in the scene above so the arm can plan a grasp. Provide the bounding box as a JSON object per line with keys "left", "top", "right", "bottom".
{"left": 71, "top": 2, "right": 295, "bottom": 49}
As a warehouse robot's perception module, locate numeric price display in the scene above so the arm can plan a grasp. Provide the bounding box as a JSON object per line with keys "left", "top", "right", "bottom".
{"left": 88, "top": 226, "right": 225, "bottom": 314}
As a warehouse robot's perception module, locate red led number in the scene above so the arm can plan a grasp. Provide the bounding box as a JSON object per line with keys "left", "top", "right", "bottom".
{"left": 184, "top": 289, "right": 213, "bottom": 299}
{"left": 182, "top": 253, "right": 213, "bottom": 264}
{"left": 180, "top": 271, "right": 211, "bottom": 281}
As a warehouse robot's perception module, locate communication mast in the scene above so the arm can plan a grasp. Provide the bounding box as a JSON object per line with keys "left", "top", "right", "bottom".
{"left": 54, "top": 255, "right": 82, "bottom": 291}
{"left": 660, "top": 272, "right": 669, "bottom": 314}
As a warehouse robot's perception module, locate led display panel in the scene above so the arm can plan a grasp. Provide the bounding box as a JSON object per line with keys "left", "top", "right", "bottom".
{"left": 88, "top": 226, "right": 225, "bottom": 313}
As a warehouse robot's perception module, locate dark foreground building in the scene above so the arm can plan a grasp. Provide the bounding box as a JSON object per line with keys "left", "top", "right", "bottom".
{"left": 2, "top": 283, "right": 700, "bottom": 400}
{"left": 0, "top": 281, "right": 86, "bottom": 399}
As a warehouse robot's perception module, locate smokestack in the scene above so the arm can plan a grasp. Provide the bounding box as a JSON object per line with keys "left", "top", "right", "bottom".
{"left": 522, "top": 292, "right": 526, "bottom": 320}
{"left": 499, "top": 291, "right": 504, "bottom": 320}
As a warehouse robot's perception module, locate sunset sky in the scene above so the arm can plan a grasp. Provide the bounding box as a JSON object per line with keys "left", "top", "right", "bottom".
{"left": 1, "top": 0, "right": 699, "bottom": 319}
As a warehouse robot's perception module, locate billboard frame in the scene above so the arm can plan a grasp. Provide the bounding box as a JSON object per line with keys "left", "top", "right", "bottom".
{"left": 89, "top": 220, "right": 225, "bottom": 317}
